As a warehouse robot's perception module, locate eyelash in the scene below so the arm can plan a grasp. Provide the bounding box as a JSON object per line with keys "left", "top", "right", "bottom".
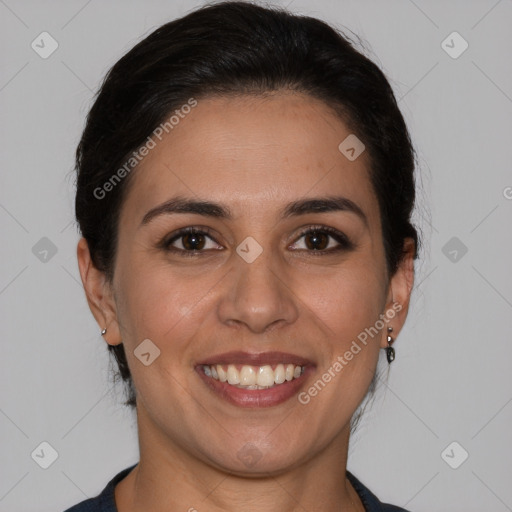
{"left": 159, "top": 225, "right": 354, "bottom": 258}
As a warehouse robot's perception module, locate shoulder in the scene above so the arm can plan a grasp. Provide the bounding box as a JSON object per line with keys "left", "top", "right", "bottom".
{"left": 346, "top": 470, "right": 412, "bottom": 512}
{"left": 62, "top": 464, "right": 137, "bottom": 512}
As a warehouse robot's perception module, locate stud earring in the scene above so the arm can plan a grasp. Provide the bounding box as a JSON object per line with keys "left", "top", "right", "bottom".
{"left": 386, "top": 326, "right": 395, "bottom": 363}
{"left": 101, "top": 328, "right": 107, "bottom": 336}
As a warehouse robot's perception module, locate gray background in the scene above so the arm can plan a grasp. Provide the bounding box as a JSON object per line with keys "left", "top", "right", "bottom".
{"left": 1, "top": 0, "right": 511, "bottom": 511}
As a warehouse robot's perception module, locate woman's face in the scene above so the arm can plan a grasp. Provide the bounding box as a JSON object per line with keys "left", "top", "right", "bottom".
{"left": 80, "top": 92, "right": 413, "bottom": 474}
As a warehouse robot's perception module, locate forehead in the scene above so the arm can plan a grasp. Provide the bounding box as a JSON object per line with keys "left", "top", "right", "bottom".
{"left": 120, "top": 92, "right": 379, "bottom": 228}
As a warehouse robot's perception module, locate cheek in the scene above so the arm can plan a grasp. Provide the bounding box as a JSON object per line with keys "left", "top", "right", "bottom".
{"left": 112, "top": 263, "right": 207, "bottom": 414}
{"left": 299, "top": 261, "right": 387, "bottom": 407}
{"left": 295, "top": 268, "right": 385, "bottom": 409}
{"left": 305, "top": 261, "right": 387, "bottom": 338}
{"left": 114, "top": 255, "right": 217, "bottom": 357}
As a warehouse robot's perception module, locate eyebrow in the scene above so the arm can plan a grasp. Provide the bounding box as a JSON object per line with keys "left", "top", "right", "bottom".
{"left": 140, "top": 195, "right": 368, "bottom": 227}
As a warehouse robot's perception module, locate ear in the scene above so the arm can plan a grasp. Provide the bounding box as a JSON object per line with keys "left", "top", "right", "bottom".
{"left": 380, "top": 237, "right": 415, "bottom": 349}
{"left": 77, "top": 237, "right": 122, "bottom": 346}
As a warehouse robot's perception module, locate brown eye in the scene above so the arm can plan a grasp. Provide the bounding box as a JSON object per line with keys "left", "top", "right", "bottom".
{"left": 162, "top": 227, "right": 223, "bottom": 256}
{"left": 180, "top": 231, "right": 206, "bottom": 250}
{"left": 304, "top": 231, "right": 330, "bottom": 251}
{"left": 290, "top": 226, "right": 354, "bottom": 254}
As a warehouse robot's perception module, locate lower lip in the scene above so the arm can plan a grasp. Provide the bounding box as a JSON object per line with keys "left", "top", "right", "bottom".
{"left": 196, "top": 366, "right": 314, "bottom": 408}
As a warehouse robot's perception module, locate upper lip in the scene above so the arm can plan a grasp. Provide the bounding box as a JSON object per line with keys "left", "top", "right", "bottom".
{"left": 197, "top": 350, "right": 314, "bottom": 367}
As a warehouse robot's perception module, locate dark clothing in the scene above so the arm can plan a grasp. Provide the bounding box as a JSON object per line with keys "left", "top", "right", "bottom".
{"left": 63, "top": 464, "right": 411, "bottom": 511}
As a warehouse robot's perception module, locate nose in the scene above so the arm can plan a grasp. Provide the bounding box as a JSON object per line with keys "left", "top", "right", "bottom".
{"left": 216, "top": 248, "right": 299, "bottom": 334}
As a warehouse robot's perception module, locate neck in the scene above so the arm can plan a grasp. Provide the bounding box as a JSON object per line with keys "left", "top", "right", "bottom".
{"left": 115, "top": 405, "right": 363, "bottom": 512}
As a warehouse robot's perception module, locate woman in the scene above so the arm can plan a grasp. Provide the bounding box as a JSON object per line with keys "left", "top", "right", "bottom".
{"left": 65, "top": 1, "right": 419, "bottom": 511}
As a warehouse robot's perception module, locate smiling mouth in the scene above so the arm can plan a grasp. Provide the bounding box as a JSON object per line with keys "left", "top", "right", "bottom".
{"left": 202, "top": 363, "right": 305, "bottom": 389}
{"left": 196, "top": 351, "right": 313, "bottom": 407}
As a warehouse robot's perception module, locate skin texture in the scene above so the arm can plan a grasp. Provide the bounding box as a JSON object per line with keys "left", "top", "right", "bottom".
{"left": 77, "top": 91, "right": 415, "bottom": 512}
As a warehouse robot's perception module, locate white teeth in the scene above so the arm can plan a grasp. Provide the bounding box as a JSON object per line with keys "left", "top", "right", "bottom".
{"left": 274, "top": 363, "right": 286, "bottom": 384}
{"left": 227, "top": 364, "right": 240, "bottom": 385}
{"left": 216, "top": 365, "right": 227, "bottom": 382}
{"left": 240, "top": 365, "right": 256, "bottom": 386}
{"left": 203, "top": 363, "right": 305, "bottom": 388}
{"left": 257, "top": 365, "right": 275, "bottom": 387}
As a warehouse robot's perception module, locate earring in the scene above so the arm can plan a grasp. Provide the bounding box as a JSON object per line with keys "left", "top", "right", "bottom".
{"left": 386, "top": 326, "right": 395, "bottom": 363}
{"left": 101, "top": 328, "right": 107, "bottom": 336}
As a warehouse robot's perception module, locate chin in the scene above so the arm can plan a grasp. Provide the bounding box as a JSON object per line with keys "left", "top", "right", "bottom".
{"left": 200, "top": 441, "right": 307, "bottom": 477}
